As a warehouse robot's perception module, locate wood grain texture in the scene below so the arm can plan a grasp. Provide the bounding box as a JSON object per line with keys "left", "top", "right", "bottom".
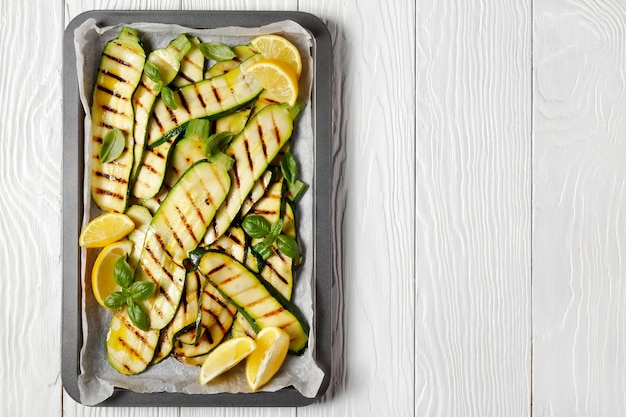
{"left": 533, "top": 1, "right": 626, "bottom": 416}
{"left": 415, "top": 0, "right": 532, "bottom": 416}
{"left": 297, "top": 0, "right": 416, "bottom": 416}
{"left": 0, "top": 0, "right": 64, "bottom": 416}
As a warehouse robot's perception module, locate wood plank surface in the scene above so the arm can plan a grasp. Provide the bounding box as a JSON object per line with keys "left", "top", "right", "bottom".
{"left": 297, "top": 0, "right": 416, "bottom": 416}
{"left": 533, "top": 1, "right": 626, "bottom": 416}
{"left": 0, "top": 0, "right": 64, "bottom": 416}
{"left": 415, "top": 0, "right": 532, "bottom": 415}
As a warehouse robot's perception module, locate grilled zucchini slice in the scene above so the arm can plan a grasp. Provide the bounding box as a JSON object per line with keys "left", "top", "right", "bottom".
{"left": 135, "top": 159, "right": 231, "bottom": 329}
{"left": 131, "top": 34, "right": 191, "bottom": 186}
{"left": 203, "top": 103, "right": 295, "bottom": 244}
{"left": 131, "top": 54, "right": 263, "bottom": 200}
{"left": 197, "top": 251, "right": 309, "bottom": 354}
{"left": 146, "top": 53, "right": 263, "bottom": 148}
{"left": 172, "top": 37, "right": 205, "bottom": 87}
{"left": 89, "top": 27, "right": 145, "bottom": 213}
{"left": 106, "top": 308, "right": 160, "bottom": 375}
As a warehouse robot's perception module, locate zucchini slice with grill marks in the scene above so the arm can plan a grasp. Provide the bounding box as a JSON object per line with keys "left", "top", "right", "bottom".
{"left": 203, "top": 103, "right": 295, "bottom": 245}
{"left": 197, "top": 251, "right": 309, "bottom": 354}
{"left": 172, "top": 37, "right": 205, "bottom": 87}
{"left": 131, "top": 34, "right": 191, "bottom": 185}
{"left": 90, "top": 27, "right": 145, "bottom": 213}
{"left": 146, "top": 53, "right": 263, "bottom": 148}
{"left": 140, "top": 118, "right": 211, "bottom": 211}
{"left": 135, "top": 158, "right": 231, "bottom": 329}
{"left": 106, "top": 308, "right": 160, "bottom": 375}
{"left": 240, "top": 169, "right": 274, "bottom": 217}
{"left": 156, "top": 158, "right": 231, "bottom": 265}
{"left": 131, "top": 55, "right": 263, "bottom": 200}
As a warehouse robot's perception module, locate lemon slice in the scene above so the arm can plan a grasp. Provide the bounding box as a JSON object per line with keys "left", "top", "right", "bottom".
{"left": 79, "top": 212, "right": 135, "bottom": 248}
{"left": 91, "top": 240, "right": 133, "bottom": 308}
{"left": 246, "top": 59, "right": 299, "bottom": 106}
{"left": 245, "top": 327, "right": 290, "bottom": 391}
{"left": 250, "top": 34, "right": 302, "bottom": 77}
{"left": 199, "top": 336, "right": 257, "bottom": 385}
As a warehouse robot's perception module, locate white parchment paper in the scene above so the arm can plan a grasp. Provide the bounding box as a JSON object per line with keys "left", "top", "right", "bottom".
{"left": 73, "top": 17, "right": 323, "bottom": 406}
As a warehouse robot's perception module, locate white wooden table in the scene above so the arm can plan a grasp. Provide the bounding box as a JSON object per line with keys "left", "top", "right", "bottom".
{"left": 3, "top": 0, "right": 626, "bottom": 415}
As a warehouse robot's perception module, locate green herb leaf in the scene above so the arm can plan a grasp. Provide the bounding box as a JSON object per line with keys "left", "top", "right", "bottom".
{"left": 280, "top": 152, "right": 298, "bottom": 184}
{"left": 99, "top": 128, "right": 126, "bottom": 163}
{"left": 242, "top": 215, "right": 272, "bottom": 238}
{"left": 104, "top": 291, "right": 127, "bottom": 309}
{"left": 152, "top": 80, "right": 163, "bottom": 93}
{"left": 277, "top": 234, "right": 301, "bottom": 259}
{"left": 206, "top": 131, "right": 235, "bottom": 155}
{"left": 253, "top": 240, "right": 274, "bottom": 261}
{"left": 127, "top": 300, "right": 150, "bottom": 331}
{"left": 130, "top": 281, "right": 155, "bottom": 301}
{"left": 162, "top": 86, "right": 178, "bottom": 110}
{"left": 287, "top": 179, "right": 308, "bottom": 202}
{"left": 270, "top": 219, "right": 284, "bottom": 237}
{"left": 113, "top": 256, "right": 133, "bottom": 289}
{"left": 199, "top": 42, "right": 236, "bottom": 62}
{"left": 144, "top": 61, "right": 162, "bottom": 84}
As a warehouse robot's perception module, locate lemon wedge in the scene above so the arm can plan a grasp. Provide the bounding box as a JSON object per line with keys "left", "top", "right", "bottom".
{"left": 246, "top": 59, "right": 299, "bottom": 106}
{"left": 199, "top": 336, "right": 257, "bottom": 385}
{"left": 250, "top": 34, "right": 302, "bottom": 77}
{"left": 245, "top": 327, "right": 290, "bottom": 391}
{"left": 79, "top": 212, "right": 135, "bottom": 248}
{"left": 91, "top": 240, "right": 133, "bottom": 308}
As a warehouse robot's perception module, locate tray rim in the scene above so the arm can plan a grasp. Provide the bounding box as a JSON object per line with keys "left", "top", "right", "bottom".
{"left": 61, "top": 9, "right": 332, "bottom": 407}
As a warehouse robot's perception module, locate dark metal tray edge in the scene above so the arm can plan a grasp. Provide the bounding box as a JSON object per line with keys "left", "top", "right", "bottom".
{"left": 62, "top": 9, "right": 332, "bottom": 407}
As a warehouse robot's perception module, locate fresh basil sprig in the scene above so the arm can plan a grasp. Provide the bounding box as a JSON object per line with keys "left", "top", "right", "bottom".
{"left": 161, "top": 86, "right": 177, "bottom": 110}
{"left": 242, "top": 215, "right": 300, "bottom": 260}
{"left": 104, "top": 257, "right": 155, "bottom": 331}
{"left": 99, "top": 128, "right": 126, "bottom": 163}
{"left": 199, "top": 42, "right": 236, "bottom": 62}
{"left": 279, "top": 151, "right": 309, "bottom": 202}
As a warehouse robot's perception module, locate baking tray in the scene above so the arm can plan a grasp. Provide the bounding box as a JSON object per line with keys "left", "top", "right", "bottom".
{"left": 62, "top": 10, "right": 332, "bottom": 407}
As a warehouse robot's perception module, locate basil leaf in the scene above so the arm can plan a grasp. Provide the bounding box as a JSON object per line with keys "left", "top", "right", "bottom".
{"left": 280, "top": 152, "right": 298, "bottom": 184}
{"left": 277, "top": 234, "right": 301, "bottom": 259}
{"left": 143, "top": 61, "right": 162, "bottom": 84}
{"left": 152, "top": 80, "right": 163, "bottom": 93}
{"left": 104, "top": 291, "right": 127, "bottom": 309}
{"left": 270, "top": 219, "right": 284, "bottom": 237}
{"left": 242, "top": 215, "right": 271, "bottom": 238}
{"left": 206, "top": 131, "right": 235, "bottom": 155}
{"left": 113, "top": 256, "right": 133, "bottom": 289}
{"left": 264, "top": 233, "right": 277, "bottom": 246}
{"left": 162, "top": 86, "right": 178, "bottom": 110}
{"left": 127, "top": 300, "right": 150, "bottom": 331}
{"left": 99, "top": 128, "right": 126, "bottom": 163}
{"left": 253, "top": 240, "right": 274, "bottom": 261}
{"left": 130, "top": 281, "right": 155, "bottom": 301}
{"left": 199, "top": 42, "right": 236, "bottom": 62}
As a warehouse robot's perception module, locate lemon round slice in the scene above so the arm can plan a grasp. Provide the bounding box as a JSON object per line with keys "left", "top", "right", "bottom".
{"left": 245, "top": 327, "right": 290, "bottom": 391}
{"left": 91, "top": 240, "right": 133, "bottom": 308}
{"left": 79, "top": 212, "right": 135, "bottom": 248}
{"left": 246, "top": 59, "right": 299, "bottom": 106}
{"left": 250, "top": 34, "right": 302, "bottom": 77}
{"left": 199, "top": 336, "right": 257, "bottom": 385}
